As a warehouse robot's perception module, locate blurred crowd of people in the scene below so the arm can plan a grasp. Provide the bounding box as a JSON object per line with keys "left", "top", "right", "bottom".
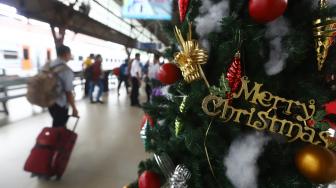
{"left": 82, "top": 54, "right": 105, "bottom": 104}
{"left": 82, "top": 52, "right": 164, "bottom": 107}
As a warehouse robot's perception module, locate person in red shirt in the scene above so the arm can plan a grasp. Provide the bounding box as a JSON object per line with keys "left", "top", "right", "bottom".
{"left": 88, "top": 54, "right": 104, "bottom": 104}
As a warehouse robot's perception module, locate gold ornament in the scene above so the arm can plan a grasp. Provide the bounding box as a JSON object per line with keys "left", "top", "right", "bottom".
{"left": 313, "top": 0, "right": 336, "bottom": 71}
{"left": 327, "top": 136, "right": 336, "bottom": 151}
{"left": 175, "top": 96, "right": 188, "bottom": 136}
{"left": 175, "top": 118, "right": 183, "bottom": 136}
{"left": 174, "top": 23, "right": 209, "bottom": 85}
{"left": 320, "top": 0, "right": 327, "bottom": 8}
{"left": 295, "top": 145, "right": 336, "bottom": 183}
{"left": 179, "top": 96, "right": 187, "bottom": 112}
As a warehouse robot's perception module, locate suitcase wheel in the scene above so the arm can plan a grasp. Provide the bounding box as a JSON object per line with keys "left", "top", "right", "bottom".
{"left": 30, "top": 173, "right": 37, "bottom": 178}
{"left": 37, "top": 174, "right": 51, "bottom": 181}
{"left": 55, "top": 175, "right": 62, "bottom": 181}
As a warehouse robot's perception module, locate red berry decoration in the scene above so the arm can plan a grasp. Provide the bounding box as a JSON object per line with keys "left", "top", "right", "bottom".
{"left": 157, "top": 63, "right": 181, "bottom": 85}
{"left": 138, "top": 171, "right": 161, "bottom": 188}
{"left": 307, "top": 119, "right": 316, "bottom": 127}
{"left": 249, "top": 0, "right": 288, "bottom": 23}
{"left": 141, "top": 114, "right": 155, "bottom": 129}
{"left": 178, "top": 0, "right": 190, "bottom": 22}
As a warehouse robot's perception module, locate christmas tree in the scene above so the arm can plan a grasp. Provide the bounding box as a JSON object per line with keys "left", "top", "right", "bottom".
{"left": 128, "top": 0, "right": 336, "bottom": 187}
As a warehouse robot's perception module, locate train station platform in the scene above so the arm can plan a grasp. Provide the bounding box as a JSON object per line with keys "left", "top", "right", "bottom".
{"left": 0, "top": 83, "right": 149, "bottom": 188}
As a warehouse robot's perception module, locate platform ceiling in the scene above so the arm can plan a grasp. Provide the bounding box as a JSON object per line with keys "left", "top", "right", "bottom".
{"left": 0, "top": 0, "right": 170, "bottom": 49}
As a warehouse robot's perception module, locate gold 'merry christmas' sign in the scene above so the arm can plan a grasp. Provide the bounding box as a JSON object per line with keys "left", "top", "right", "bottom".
{"left": 202, "top": 77, "right": 330, "bottom": 147}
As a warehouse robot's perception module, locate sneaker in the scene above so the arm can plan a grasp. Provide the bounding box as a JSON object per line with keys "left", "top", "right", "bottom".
{"left": 97, "top": 100, "right": 104, "bottom": 104}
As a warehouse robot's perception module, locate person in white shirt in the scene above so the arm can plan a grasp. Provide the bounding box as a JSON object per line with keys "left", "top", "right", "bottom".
{"left": 130, "top": 53, "right": 142, "bottom": 106}
{"left": 145, "top": 54, "right": 161, "bottom": 102}
{"left": 148, "top": 54, "right": 161, "bottom": 80}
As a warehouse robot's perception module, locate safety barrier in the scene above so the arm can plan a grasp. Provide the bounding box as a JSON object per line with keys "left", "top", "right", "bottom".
{"left": 0, "top": 70, "right": 115, "bottom": 115}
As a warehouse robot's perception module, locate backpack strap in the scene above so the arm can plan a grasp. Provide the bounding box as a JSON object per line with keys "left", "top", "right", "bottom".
{"left": 50, "top": 63, "right": 68, "bottom": 74}
{"left": 45, "top": 62, "right": 69, "bottom": 92}
{"left": 42, "top": 62, "right": 66, "bottom": 73}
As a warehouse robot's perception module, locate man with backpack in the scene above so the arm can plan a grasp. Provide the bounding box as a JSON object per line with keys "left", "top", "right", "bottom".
{"left": 48, "top": 45, "right": 79, "bottom": 127}
{"left": 24, "top": 45, "right": 79, "bottom": 179}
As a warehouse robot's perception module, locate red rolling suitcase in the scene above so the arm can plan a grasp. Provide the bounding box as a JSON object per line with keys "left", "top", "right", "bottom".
{"left": 24, "top": 117, "right": 79, "bottom": 180}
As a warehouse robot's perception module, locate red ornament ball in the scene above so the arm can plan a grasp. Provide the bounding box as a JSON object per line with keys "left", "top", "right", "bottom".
{"left": 112, "top": 67, "right": 120, "bottom": 76}
{"left": 325, "top": 100, "right": 336, "bottom": 115}
{"left": 141, "top": 114, "right": 155, "bottom": 129}
{"left": 138, "top": 171, "right": 161, "bottom": 188}
{"left": 249, "top": 0, "right": 287, "bottom": 23}
{"left": 157, "top": 63, "right": 181, "bottom": 85}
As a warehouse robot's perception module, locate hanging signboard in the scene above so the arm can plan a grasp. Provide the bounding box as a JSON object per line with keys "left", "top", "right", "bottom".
{"left": 137, "top": 42, "right": 162, "bottom": 50}
{"left": 122, "top": 0, "right": 172, "bottom": 20}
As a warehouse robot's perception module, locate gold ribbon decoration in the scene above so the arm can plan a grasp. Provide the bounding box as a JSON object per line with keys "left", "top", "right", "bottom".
{"left": 204, "top": 120, "right": 215, "bottom": 178}
{"left": 175, "top": 118, "right": 183, "bottom": 136}
{"left": 174, "top": 23, "right": 209, "bottom": 84}
{"left": 175, "top": 96, "right": 188, "bottom": 136}
{"left": 313, "top": 0, "right": 336, "bottom": 71}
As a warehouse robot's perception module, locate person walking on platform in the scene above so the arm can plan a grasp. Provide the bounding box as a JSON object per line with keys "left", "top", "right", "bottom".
{"left": 146, "top": 54, "right": 161, "bottom": 102}
{"left": 48, "top": 45, "right": 79, "bottom": 127}
{"left": 89, "top": 54, "right": 104, "bottom": 104}
{"left": 117, "top": 59, "right": 130, "bottom": 96}
{"left": 130, "top": 53, "right": 142, "bottom": 107}
{"left": 82, "top": 54, "right": 94, "bottom": 97}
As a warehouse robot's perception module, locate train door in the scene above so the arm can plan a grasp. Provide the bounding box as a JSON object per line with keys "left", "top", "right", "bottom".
{"left": 22, "top": 46, "right": 32, "bottom": 70}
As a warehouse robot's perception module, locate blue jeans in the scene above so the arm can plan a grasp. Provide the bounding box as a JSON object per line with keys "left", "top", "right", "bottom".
{"left": 89, "top": 80, "right": 103, "bottom": 101}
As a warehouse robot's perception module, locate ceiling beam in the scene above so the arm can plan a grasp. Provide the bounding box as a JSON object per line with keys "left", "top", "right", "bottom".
{"left": 1, "top": 0, "right": 137, "bottom": 48}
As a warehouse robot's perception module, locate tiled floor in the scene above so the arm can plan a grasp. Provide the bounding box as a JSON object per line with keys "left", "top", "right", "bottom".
{"left": 0, "top": 85, "right": 150, "bottom": 188}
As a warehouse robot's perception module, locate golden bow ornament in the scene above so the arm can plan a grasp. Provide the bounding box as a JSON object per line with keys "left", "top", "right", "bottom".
{"left": 174, "top": 23, "right": 208, "bottom": 84}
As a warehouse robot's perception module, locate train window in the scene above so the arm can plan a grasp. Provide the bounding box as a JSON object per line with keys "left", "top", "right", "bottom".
{"left": 106, "top": 58, "right": 109, "bottom": 62}
{"left": 79, "top": 56, "right": 83, "bottom": 61}
{"left": 23, "top": 48, "right": 29, "bottom": 60}
{"left": 111, "top": 58, "right": 113, "bottom": 62}
{"left": 3, "top": 50, "right": 18, "bottom": 59}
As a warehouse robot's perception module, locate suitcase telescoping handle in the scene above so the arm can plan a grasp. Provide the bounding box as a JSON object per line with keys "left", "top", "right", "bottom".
{"left": 69, "top": 115, "right": 80, "bottom": 132}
